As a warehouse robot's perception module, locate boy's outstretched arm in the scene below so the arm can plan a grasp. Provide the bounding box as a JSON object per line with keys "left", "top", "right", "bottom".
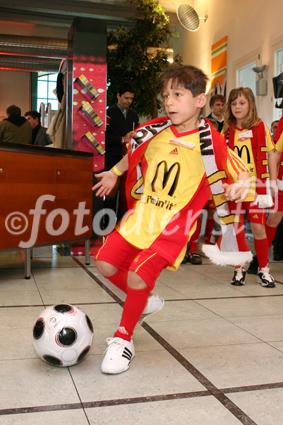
{"left": 92, "top": 154, "right": 129, "bottom": 197}
{"left": 223, "top": 171, "right": 251, "bottom": 203}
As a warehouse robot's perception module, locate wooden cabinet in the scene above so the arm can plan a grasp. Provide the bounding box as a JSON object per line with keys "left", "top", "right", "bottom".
{"left": 0, "top": 143, "right": 93, "bottom": 250}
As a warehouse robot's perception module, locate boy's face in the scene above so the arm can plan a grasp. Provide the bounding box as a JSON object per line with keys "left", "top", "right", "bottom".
{"left": 162, "top": 79, "right": 206, "bottom": 131}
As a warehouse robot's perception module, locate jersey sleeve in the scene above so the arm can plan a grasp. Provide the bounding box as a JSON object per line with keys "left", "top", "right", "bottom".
{"left": 275, "top": 130, "right": 283, "bottom": 153}
{"left": 264, "top": 124, "right": 275, "bottom": 152}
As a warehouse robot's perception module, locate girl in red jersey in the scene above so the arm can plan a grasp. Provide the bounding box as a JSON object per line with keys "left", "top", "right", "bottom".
{"left": 224, "top": 87, "right": 278, "bottom": 287}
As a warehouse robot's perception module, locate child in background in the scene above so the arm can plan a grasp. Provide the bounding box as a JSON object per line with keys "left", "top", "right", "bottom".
{"left": 265, "top": 115, "right": 283, "bottom": 254}
{"left": 93, "top": 64, "right": 252, "bottom": 375}
{"left": 224, "top": 87, "right": 278, "bottom": 287}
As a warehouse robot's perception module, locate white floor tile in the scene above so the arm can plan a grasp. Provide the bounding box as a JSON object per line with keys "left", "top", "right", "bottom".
{"left": 70, "top": 350, "right": 205, "bottom": 402}
{"left": 181, "top": 343, "right": 283, "bottom": 387}
{"left": 0, "top": 359, "right": 81, "bottom": 408}
{"left": 86, "top": 397, "right": 241, "bottom": 425}
{"left": 1, "top": 409, "right": 89, "bottom": 425}
{"left": 230, "top": 388, "right": 283, "bottom": 425}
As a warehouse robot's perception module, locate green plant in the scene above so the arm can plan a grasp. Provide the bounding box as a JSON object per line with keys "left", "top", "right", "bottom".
{"left": 107, "top": 0, "right": 180, "bottom": 118}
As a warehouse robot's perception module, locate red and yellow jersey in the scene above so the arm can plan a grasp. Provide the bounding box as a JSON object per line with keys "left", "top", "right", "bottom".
{"left": 118, "top": 126, "right": 247, "bottom": 249}
{"left": 231, "top": 125, "right": 273, "bottom": 200}
{"left": 275, "top": 129, "right": 283, "bottom": 153}
{"left": 233, "top": 125, "right": 273, "bottom": 176}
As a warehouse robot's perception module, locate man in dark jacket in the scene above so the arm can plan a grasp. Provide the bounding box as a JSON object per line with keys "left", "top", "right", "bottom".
{"left": 103, "top": 85, "right": 139, "bottom": 220}
{"left": 105, "top": 85, "right": 139, "bottom": 170}
{"left": 25, "top": 111, "right": 52, "bottom": 146}
{"left": 0, "top": 105, "right": 32, "bottom": 144}
{"left": 206, "top": 94, "right": 225, "bottom": 133}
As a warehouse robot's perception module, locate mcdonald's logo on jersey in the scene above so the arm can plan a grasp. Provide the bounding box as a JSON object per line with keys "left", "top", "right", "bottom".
{"left": 151, "top": 161, "right": 180, "bottom": 197}
{"left": 234, "top": 144, "right": 251, "bottom": 164}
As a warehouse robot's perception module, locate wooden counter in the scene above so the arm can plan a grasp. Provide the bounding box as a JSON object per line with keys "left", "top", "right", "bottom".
{"left": 0, "top": 143, "right": 93, "bottom": 275}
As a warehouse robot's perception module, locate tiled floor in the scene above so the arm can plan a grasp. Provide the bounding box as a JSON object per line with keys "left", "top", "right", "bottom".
{"left": 0, "top": 246, "right": 283, "bottom": 424}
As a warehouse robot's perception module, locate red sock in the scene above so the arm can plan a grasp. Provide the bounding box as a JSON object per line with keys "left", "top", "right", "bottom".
{"left": 107, "top": 269, "right": 128, "bottom": 293}
{"left": 254, "top": 238, "right": 269, "bottom": 269}
{"left": 114, "top": 286, "right": 150, "bottom": 341}
{"left": 265, "top": 224, "right": 277, "bottom": 248}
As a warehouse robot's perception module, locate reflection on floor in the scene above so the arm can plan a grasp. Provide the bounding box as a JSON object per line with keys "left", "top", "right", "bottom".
{"left": 0, "top": 245, "right": 283, "bottom": 425}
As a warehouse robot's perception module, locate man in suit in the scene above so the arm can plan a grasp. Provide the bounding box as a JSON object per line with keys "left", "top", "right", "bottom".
{"left": 25, "top": 111, "right": 52, "bottom": 146}
{"left": 103, "top": 85, "right": 139, "bottom": 220}
{"left": 206, "top": 94, "right": 225, "bottom": 133}
{"left": 105, "top": 85, "right": 139, "bottom": 170}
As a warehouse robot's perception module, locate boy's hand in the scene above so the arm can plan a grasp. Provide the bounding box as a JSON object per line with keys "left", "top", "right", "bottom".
{"left": 223, "top": 180, "right": 250, "bottom": 203}
{"left": 92, "top": 171, "right": 118, "bottom": 197}
{"left": 223, "top": 171, "right": 251, "bottom": 203}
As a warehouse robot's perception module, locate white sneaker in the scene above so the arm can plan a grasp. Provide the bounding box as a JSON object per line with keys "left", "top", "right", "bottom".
{"left": 230, "top": 267, "right": 246, "bottom": 286}
{"left": 140, "top": 294, "right": 165, "bottom": 322}
{"left": 101, "top": 337, "right": 135, "bottom": 374}
{"left": 257, "top": 267, "right": 276, "bottom": 288}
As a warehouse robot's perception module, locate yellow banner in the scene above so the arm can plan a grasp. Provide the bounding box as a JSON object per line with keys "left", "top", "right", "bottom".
{"left": 211, "top": 36, "right": 228, "bottom": 95}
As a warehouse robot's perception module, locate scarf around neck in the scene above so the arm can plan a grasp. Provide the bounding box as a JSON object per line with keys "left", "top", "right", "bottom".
{"left": 126, "top": 117, "right": 252, "bottom": 267}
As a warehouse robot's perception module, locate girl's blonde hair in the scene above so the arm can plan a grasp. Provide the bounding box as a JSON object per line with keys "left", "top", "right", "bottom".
{"left": 223, "top": 87, "right": 260, "bottom": 132}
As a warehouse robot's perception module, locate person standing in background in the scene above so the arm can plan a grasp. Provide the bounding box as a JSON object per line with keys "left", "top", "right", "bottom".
{"left": 266, "top": 116, "right": 283, "bottom": 261}
{"left": 207, "top": 94, "right": 225, "bottom": 133}
{"left": 0, "top": 105, "right": 32, "bottom": 145}
{"left": 105, "top": 85, "right": 139, "bottom": 170}
{"left": 25, "top": 111, "right": 52, "bottom": 146}
{"left": 224, "top": 87, "right": 277, "bottom": 288}
{"left": 104, "top": 85, "right": 139, "bottom": 220}
{"left": 271, "top": 120, "right": 279, "bottom": 139}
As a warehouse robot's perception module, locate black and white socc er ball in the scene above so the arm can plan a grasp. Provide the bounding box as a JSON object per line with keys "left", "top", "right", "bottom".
{"left": 33, "top": 304, "right": 94, "bottom": 367}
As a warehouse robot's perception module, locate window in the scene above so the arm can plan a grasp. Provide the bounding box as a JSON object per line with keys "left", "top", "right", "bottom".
{"left": 236, "top": 62, "right": 256, "bottom": 94}
{"left": 274, "top": 48, "right": 283, "bottom": 120}
{"left": 35, "top": 72, "right": 58, "bottom": 111}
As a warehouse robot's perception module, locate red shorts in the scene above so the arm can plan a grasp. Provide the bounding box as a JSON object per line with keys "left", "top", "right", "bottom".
{"left": 240, "top": 202, "right": 267, "bottom": 224}
{"left": 96, "top": 230, "right": 169, "bottom": 290}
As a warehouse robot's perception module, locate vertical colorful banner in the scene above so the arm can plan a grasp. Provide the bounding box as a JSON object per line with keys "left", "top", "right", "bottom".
{"left": 73, "top": 62, "right": 106, "bottom": 173}
{"left": 211, "top": 35, "right": 228, "bottom": 97}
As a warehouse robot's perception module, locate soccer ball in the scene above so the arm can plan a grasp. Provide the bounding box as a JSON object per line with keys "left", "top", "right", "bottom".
{"left": 33, "top": 304, "right": 94, "bottom": 367}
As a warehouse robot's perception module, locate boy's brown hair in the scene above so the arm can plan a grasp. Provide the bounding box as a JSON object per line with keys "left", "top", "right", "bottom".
{"left": 224, "top": 87, "right": 260, "bottom": 131}
{"left": 160, "top": 64, "right": 208, "bottom": 97}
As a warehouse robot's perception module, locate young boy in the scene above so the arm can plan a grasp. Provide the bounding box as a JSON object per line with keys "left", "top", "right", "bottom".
{"left": 93, "top": 64, "right": 252, "bottom": 375}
